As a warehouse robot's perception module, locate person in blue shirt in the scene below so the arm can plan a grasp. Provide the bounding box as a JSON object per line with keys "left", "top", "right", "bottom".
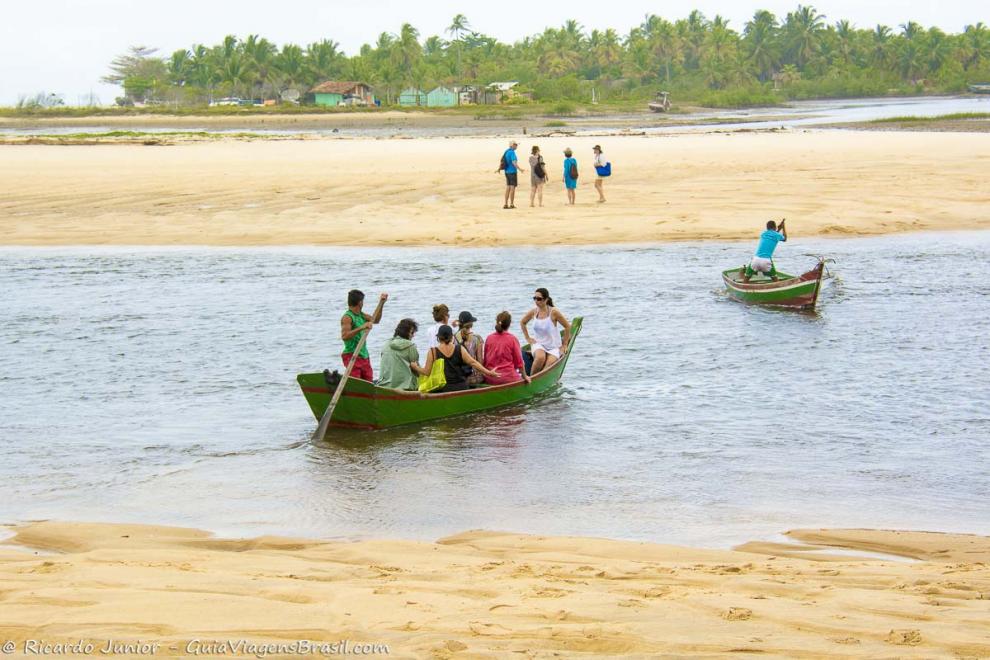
{"left": 742, "top": 219, "right": 787, "bottom": 281}
{"left": 562, "top": 148, "right": 578, "bottom": 205}
{"left": 499, "top": 140, "right": 524, "bottom": 209}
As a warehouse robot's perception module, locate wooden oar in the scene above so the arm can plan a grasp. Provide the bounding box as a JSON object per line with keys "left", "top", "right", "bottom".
{"left": 311, "top": 297, "right": 386, "bottom": 441}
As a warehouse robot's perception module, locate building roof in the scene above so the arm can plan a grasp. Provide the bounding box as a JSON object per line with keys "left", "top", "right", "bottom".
{"left": 310, "top": 81, "right": 369, "bottom": 94}
{"left": 487, "top": 81, "right": 519, "bottom": 91}
{"left": 428, "top": 86, "right": 453, "bottom": 93}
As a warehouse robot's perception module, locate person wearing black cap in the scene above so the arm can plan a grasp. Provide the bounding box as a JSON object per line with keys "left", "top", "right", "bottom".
{"left": 423, "top": 325, "right": 500, "bottom": 392}
{"left": 455, "top": 311, "right": 485, "bottom": 385}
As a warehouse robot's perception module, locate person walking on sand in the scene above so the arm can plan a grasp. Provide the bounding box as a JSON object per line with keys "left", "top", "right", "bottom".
{"left": 498, "top": 140, "right": 525, "bottom": 209}
{"left": 562, "top": 148, "right": 578, "bottom": 205}
{"left": 741, "top": 219, "right": 788, "bottom": 282}
{"left": 340, "top": 289, "right": 388, "bottom": 382}
{"left": 529, "top": 145, "right": 548, "bottom": 207}
{"left": 593, "top": 145, "right": 609, "bottom": 203}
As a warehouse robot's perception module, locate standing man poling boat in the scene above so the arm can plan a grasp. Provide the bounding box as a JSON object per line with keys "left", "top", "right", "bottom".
{"left": 742, "top": 219, "right": 787, "bottom": 282}
{"left": 521, "top": 287, "right": 572, "bottom": 375}
{"left": 340, "top": 289, "right": 388, "bottom": 382}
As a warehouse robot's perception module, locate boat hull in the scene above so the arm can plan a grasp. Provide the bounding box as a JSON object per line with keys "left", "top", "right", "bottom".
{"left": 299, "top": 317, "right": 583, "bottom": 430}
{"left": 722, "top": 262, "right": 825, "bottom": 309}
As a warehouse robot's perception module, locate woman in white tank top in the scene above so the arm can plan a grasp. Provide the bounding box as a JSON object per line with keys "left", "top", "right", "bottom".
{"left": 520, "top": 287, "right": 573, "bottom": 375}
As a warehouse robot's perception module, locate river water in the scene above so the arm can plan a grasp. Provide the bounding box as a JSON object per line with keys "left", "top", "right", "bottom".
{"left": 1, "top": 232, "right": 988, "bottom": 547}
{"left": 2, "top": 95, "right": 987, "bottom": 138}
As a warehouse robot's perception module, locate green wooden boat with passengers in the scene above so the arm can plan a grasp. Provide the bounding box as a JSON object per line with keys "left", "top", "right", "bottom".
{"left": 298, "top": 317, "right": 583, "bottom": 430}
{"left": 722, "top": 258, "right": 827, "bottom": 309}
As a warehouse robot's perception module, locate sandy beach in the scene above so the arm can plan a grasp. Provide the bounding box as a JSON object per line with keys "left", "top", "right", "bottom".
{"left": 1, "top": 522, "right": 988, "bottom": 658}
{"left": 1, "top": 130, "right": 988, "bottom": 246}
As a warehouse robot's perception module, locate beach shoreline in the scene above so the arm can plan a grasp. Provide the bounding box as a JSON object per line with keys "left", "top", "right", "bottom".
{"left": 2, "top": 520, "right": 988, "bottom": 657}
{"left": 1, "top": 130, "right": 987, "bottom": 247}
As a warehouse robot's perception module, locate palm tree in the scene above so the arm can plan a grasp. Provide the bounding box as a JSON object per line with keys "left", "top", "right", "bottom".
{"left": 446, "top": 14, "right": 470, "bottom": 76}
{"left": 446, "top": 14, "right": 470, "bottom": 41}
{"left": 744, "top": 10, "right": 780, "bottom": 79}
{"left": 870, "top": 25, "right": 894, "bottom": 69}
{"left": 961, "top": 22, "right": 989, "bottom": 70}
{"left": 647, "top": 18, "right": 683, "bottom": 84}
{"left": 784, "top": 5, "right": 826, "bottom": 69}
{"left": 833, "top": 20, "right": 855, "bottom": 67}
{"left": 305, "top": 39, "right": 342, "bottom": 84}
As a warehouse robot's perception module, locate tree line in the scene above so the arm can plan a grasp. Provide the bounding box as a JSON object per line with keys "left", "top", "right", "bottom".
{"left": 103, "top": 7, "right": 990, "bottom": 107}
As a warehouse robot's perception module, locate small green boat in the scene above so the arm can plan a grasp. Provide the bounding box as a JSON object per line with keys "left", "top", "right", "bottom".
{"left": 722, "top": 259, "right": 827, "bottom": 309}
{"left": 298, "top": 317, "right": 583, "bottom": 430}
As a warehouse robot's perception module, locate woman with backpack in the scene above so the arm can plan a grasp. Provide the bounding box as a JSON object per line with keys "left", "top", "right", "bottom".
{"left": 528, "top": 145, "right": 548, "bottom": 207}
{"left": 562, "top": 148, "right": 578, "bottom": 205}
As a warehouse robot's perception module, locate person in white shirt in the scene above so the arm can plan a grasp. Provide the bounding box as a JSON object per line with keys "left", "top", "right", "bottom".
{"left": 593, "top": 145, "right": 607, "bottom": 203}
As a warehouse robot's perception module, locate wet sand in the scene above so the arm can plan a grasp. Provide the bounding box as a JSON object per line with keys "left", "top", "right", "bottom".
{"left": 1, "top": 522, "right": 988, "bottom": 657}
{"left": 1, "top": 130, "right": 987, "bottom": 246}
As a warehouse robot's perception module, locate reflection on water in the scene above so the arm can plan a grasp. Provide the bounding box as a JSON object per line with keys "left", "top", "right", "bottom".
{"left": 1, "top": 233, "right": 988, "bottom": 547}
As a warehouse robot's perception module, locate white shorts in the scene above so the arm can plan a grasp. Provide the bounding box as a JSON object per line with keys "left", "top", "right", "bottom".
{"left": 749, "top": 257, "right": 774, "bottom": 273}
{"left": 531, "top": 343, "right": 561, "bottom": 359}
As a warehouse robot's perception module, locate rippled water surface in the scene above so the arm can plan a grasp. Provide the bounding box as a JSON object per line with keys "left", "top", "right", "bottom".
{"left": 2, "top": 233, "right": 988, "bottom": 547}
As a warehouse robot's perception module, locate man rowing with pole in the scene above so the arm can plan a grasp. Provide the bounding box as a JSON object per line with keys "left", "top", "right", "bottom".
{"left": 742, "top": 218, "right": 787, "bottom": 282}
{"left": 340, "top": 289, "right": 388, "bottom": 381}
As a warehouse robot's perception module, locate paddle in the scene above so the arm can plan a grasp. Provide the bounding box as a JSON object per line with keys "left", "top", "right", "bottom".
{"left": 311, "top": 295, "right": 387, "bottom": 442}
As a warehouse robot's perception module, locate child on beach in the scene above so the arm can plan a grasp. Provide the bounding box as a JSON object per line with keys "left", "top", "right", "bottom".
{"left": 563, "top": 149, "right": 578, "bottom": 205}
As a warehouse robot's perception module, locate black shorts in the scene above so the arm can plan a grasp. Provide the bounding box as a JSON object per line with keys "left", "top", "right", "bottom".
{"left": 504, "top": 172, "right": 518, "bottom": 187}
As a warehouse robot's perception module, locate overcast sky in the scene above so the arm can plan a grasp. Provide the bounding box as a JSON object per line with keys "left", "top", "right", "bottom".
{"left": 0, "top": 0, "right": 982, "bottom": 105}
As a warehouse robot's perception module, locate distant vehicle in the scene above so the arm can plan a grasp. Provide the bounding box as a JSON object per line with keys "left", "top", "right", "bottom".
{"left": 209, "top": 97, "right": 241, "bottom": 107}
{"left": 338, "top": 95, "right": 368, "bottom": 107}
{"left": 968, "top": 83, "right": 990, "bottom": 94}
{"left": 648, "top": 91, "right": 671, "bottom": 113}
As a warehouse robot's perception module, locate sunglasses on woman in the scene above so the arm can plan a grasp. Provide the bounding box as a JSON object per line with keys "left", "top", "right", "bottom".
{"left": 533, "top": 296, "right": 544, "bottom": 301}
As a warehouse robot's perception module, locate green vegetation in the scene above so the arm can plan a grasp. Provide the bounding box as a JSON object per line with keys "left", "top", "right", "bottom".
{"left": 868, "top": 112, "right": 990, "bottom": 122}
{"left": 14, "top": 9, "right": 990, "bottom": 111}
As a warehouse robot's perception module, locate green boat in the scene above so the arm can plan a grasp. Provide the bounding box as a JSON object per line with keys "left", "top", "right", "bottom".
{"left": 298, "top": 317, "right": 583, "bottom": 430}
{"left": 722, "top": 258, "right": 827, "bottom": 309}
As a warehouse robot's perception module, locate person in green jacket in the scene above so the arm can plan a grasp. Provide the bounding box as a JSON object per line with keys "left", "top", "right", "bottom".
{"left": 378, "top": 318, "right": 429, "bottom": 390}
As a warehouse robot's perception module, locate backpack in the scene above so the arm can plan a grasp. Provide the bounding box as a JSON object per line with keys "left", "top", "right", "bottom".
{"left": 569, "top": 162, "right": 578, "bottom": 180}
{"left": 498, "top": 151, "right": 509, "bottom": 172}
{"left": 533, "top": 157, "right": 546, "bottom": 180}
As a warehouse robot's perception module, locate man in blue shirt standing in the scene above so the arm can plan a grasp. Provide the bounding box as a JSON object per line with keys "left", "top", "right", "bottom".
{"left": 499, "top": 140, "right": 524, "bottom": 209}
{"left": 743, "top": 219, "right": 787, "bottom": 281}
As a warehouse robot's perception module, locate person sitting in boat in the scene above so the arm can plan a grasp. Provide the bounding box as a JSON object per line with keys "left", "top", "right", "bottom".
{"left": 423, "top": 325, "right": 500, "bottom": 393}
{"left": 454, "top": 311, "right": 486, "bottom": 385}
{"left": 483, "top": 311, "right": 531, "bottom": 385}
{"left": 340, "top": 289, "right": 387, "bottom": 382}
{"left": 378, "top": 318, "right": 429, "bottom": 390}
{"left": 426, "top": 304, "right": 456, "bottom": 350}
{"left": 520, "top": 288, "right": 572, "bottom": 375}
{"left": 742, "top": 219, "right": 787, "bottom": 282}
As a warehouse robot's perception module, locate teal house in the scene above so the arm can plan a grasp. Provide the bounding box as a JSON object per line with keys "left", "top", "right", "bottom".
{"left": 426, "top": 86, "right": 457, "bottom": 107}
{"left": 398, "top": 88, "right": 425, "bottom": 106}
{"left": 310, "top": 81, "right": 375, "bottom": 107}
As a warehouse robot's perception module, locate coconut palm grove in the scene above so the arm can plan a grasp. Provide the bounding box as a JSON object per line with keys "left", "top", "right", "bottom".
{"left": 103, "top": 7, "right": 990, "bottom": 108}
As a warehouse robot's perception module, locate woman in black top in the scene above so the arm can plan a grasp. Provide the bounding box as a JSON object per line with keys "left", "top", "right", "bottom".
{"left": 424, "top": 325, "right": 500, "bottom": 392}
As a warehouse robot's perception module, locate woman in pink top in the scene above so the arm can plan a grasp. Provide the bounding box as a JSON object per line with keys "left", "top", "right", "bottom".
{"left": 483, "top": 311, "right": 531, "bottom": 385}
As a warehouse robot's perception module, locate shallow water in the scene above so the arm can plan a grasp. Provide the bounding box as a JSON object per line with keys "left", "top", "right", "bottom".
{"left": 1, "top": 233, "right": 988, "bottom": 547}
{"left": 2, "top": 95, "right": 986, "bottom": 138}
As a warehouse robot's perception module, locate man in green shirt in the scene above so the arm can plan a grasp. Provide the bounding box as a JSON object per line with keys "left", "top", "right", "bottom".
{"left": 340, "top": 289, "right": 388, "bottom": 381}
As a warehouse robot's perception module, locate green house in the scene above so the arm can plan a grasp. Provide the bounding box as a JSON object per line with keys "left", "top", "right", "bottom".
{"left": 310, "top": 81, "right": 374, "bottom": 107}
{"left": 426, "top": 86, "right": 457, "bottom": 107}
{"left": 398, "top": 88, "right": 425, "bottom": 106}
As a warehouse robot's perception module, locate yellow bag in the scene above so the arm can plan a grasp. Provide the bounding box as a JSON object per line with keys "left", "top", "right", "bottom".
{"left": 418, "top": 357, "right": 446, "bottom": 393}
